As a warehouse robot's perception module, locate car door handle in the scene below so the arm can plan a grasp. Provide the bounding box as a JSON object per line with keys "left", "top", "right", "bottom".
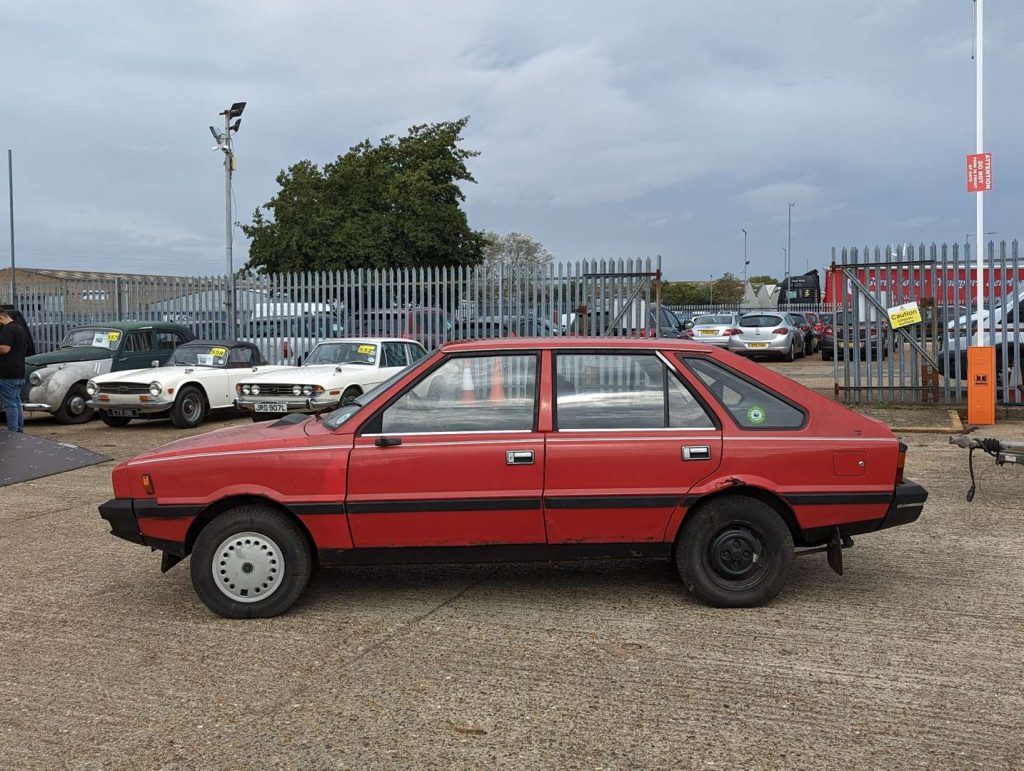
{"left": 506, "top": 450, "right": 535, "bottom": 465}
{"left": 682, "top": 445, "right": 711, "bottom": 461}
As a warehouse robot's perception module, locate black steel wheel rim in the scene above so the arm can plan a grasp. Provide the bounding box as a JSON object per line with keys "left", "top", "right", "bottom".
{"left": 705, "top": 522, "right": 769, "bottom": 589}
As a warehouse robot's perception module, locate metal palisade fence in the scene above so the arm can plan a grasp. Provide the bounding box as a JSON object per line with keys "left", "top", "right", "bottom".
{"left": 1, "top": 258, "right": 664, "bottom": 362}
{"left": 830, "top": 240, "right": 1023, "bottom": 406}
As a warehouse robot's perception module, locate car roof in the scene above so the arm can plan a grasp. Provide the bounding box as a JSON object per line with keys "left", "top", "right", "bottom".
{"left": 313, "top": 337, "right": 422, "bottom": 346}
{"left": 178, "top": 339, "right": 254, "bottom": 348}
{"left": 440, "top": 337, "right": 717, "bottom": 353}
{"left": 71, "top": 320, "right": 192, "bottom": 333}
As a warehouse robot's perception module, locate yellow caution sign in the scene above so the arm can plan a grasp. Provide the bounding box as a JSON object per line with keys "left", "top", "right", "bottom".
{"left": 886, "top": 302, "right": 922, "bottom": 330}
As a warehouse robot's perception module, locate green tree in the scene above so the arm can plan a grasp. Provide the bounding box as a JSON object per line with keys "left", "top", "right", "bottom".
{"left": 661, "top": 281, "right": 709, "bottom": 305}
{"left": 747, "top": 274, "right": 780, "bottom": 287}
{"left": 481, "top": 231, "right": 553, "bottom": 273}
{"left": 242, "top": 117, "right": 485, "bottom": 272}
{"left": 711, "top": 272, "right": 744, "bottom": 305}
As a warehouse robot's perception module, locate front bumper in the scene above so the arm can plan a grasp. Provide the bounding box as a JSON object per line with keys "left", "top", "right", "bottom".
{"left": 87, "top": 398, "right": 175, "bottom": 414}
{"left": 235, "top": 397, "right": 330, "bottom": 413}
{"left": 23, "top": 402, "right": 54, "bottom": 411}
{"left": 98, "top": 498, "right": 147, "bottom": 545}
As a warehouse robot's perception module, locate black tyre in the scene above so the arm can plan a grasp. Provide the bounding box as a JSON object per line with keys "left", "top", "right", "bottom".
{"left": 341, "top": 386, "right": 362, "bottom": 405}
{"left": 784, "top": 340, "right": 796, "bottom": 362}
{"left": 100, "top": 413, "right": 132, "bottom": 427}
{"left": 170, "top": 385, "right": 206, "bottom": 429}
{"left": 675, "top": 495, "right": 794, "bottom": 608}
{"left": 822, "top": 349, "right": 833, "bottom": 361}
{"left": 190, "top": 505, "right": 313, "bottom": 619}
{"left": 250, "top": 412, "right": 278, "bottom": 423}
{"left": 54, "top": 383, "right": 93, "bottom": 424}
{"left": 803, "top": 337, "right": 812, "bottom": 357}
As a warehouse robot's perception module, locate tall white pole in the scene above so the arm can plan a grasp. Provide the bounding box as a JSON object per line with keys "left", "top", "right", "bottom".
{"left": 975, "top": 0, "right": 984, "bottom": 346}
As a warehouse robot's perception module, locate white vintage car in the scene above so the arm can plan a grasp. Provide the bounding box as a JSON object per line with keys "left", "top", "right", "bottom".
{"left": 86, "top": 340, "right": 286, "bottom": 428}
{"left": 234, "top": 337, "right": 426, "bottom": 420}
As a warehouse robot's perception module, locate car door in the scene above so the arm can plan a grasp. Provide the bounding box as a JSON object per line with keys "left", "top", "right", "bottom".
{"left": 376, "top": 341, "right": 410, "bottom": 386}
{"left": 113, "top": 331, "right": 154, "bottom": 371}
{"left": 543, "top": 349, "right": 722, "bottom": 543}
{"left": 346, "top": 351, "right": 546, "bottom": 548}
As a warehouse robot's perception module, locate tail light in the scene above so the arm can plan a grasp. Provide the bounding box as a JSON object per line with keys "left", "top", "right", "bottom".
{"left": 638, "top": 328, "right": 648, "bottom": 337}
{"left": 895, "top": 442, "right": 907, "bottom": 485}
{"left": 869, "top": 327, "right": 877, "bottom": 336}
{"left": 282, "top": 340, "right": 290, "bottom": 358}
{"left": 800, "top": 324, "right": 809, "bottom": 332}
{"left": 825, "top": 325, "right": 833, "bottom": 335}
{"left": 771, "top": 328, "right": 788, "bottom": 335}
{"left": 723, "top": 328, "right": 741, "bottom": 335}
{"left": 685, "top": 329, "right": 694, "bottom": 338}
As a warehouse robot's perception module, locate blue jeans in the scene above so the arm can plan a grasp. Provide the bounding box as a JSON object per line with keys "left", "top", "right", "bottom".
{"left": 0, "top": 378, "right": 25, "bottom": 432}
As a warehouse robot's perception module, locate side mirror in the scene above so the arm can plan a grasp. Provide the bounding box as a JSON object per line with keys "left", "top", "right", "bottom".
{"left": 683, "top": 321, "right": 694, "bottom": 330}
{"left": 297, "top": 353, "right": 307, "bottom": 366}
{"left": 151, "top": 360, "right": 160, "bottom": 368}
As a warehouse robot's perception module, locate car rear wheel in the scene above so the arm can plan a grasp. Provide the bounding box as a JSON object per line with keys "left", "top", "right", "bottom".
{"left": 190, "top": 505, "right": 313, "bottom": 618}
{"left": 55, "top": 383, "right": 93, "bottom": 424}
{"left": 170, "top": 385, "right": 206, "bottom": 429}
{"left": 100, "top": 413, "right": 132, "bottom": 427}
{"left": 675, "top": 495, "right": 794, "bottom": 607}
{"left": 784, "top": 340, "right": 796, "bottom": 362}
{"left": 822, "top": 349, "right": 833, "bottom": 361}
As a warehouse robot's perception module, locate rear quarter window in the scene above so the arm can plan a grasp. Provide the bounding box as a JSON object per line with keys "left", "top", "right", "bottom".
{"left": 682, "top": 358, "right": 806, "bottom": 430}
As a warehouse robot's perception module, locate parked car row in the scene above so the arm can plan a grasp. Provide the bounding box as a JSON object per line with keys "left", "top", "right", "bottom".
{"left": 683, "top": 312, "right": 824, "bottom": 361}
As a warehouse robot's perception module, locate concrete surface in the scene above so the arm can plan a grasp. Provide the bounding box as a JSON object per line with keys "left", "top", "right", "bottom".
{"left": 1, "top": 408, "right": 1023, "bottom": 769}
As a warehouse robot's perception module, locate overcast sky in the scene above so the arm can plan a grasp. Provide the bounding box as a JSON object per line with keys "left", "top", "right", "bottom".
{"left": 1, "top": 0, "right": 1022, "bottom": 280}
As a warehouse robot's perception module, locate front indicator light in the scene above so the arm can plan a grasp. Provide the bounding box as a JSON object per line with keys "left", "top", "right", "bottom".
{"left": 142, "top": 474, "right": 155, "bottom": 495}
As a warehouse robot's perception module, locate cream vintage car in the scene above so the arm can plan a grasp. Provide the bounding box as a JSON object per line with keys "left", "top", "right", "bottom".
{"left": 86, "top": 340, "right": 286, "bottom": 428}
{"left": 234, "top": 337, "right": 426, "bottom": 420}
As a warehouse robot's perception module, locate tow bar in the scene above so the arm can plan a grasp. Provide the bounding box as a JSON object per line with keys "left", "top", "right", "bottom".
{"left": 950, "top": 435, "right": 1024, "bottom": 501}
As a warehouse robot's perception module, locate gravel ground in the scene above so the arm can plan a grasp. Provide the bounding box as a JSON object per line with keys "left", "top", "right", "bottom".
{"left": 1, "top": 405, "right": 1023, "bottom": 769}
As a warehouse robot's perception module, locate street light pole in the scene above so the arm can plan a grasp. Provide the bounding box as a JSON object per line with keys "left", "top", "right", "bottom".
{"left": 787, "top": 202, "right": 795, "bottom": 281}
{"left": 741, "top": 228, "right": 748, "bottom": 285}
{"left": 7, "top": 150, "right": 14, "bottom": 307}
{"left": 709, "top": 274, "right": 714, "bottom": 305}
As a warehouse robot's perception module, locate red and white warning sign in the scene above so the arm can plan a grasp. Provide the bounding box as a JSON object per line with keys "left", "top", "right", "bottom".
{"left": 967, "top": 152, "right": 992, "bottom": 192}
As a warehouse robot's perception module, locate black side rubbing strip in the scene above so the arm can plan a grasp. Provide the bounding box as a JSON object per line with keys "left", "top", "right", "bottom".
{"left": 347, "top": 497, "right": 542, "bottom": 514}
{"left": 543, "top": 495, "right": 681, "bottom": 510}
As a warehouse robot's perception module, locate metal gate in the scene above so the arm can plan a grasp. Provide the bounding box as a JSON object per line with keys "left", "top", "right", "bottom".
{"left": 829, "top": 241, "right": 1022, "bottom": 405}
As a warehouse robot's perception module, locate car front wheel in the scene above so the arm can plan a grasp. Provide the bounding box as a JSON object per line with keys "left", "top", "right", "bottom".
{"left": 675, "top": 495, "right": 794, "bottom": 607}
{"left": 100, "top": 413, "right": 132, "bottom": 427}
{"left": 190, "top": 505, "right": 313, "bottom": 618}
{"left": 55, "top": 383, "right": 93, "bottom": 424}
{"left": 170, "top": 385, "right": 206, "bottom": 428}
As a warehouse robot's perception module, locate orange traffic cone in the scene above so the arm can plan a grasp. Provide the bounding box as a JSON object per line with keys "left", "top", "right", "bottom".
{"left": 460, "top": 359, "right": 476, "bottom": 402}
{"left": 489, "top": 357, "right": 504, "bottom": 401}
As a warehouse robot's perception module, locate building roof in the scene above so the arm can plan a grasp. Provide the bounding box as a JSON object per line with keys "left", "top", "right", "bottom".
{"left": 0, "top": 267, "right": 191, "bottom": 282}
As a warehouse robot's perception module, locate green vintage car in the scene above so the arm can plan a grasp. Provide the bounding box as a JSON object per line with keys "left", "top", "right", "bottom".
{"left": 22, "top": 321, "right": 194, "bottom": 424}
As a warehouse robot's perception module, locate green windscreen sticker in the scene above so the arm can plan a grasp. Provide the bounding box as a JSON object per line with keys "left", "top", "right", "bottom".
{"left": 746, "top": 405, "right": 766, "bottom": 425}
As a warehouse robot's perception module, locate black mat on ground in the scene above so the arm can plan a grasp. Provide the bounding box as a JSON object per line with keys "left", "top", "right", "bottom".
{"left": 0, "top": 432, "right": 112, "bottom": 486}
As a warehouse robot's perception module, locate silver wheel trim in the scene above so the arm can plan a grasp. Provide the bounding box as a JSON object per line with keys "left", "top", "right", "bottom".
{"left": 212, "top": 531, "right": 285, "bottom": 603}
{"left": 68, "top": 393, "right": 87, "bottom": 415}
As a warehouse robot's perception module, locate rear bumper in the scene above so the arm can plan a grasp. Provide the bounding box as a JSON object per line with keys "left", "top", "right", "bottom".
{"left": 22, "top": 403, "right": 53, "bottom": 411}
{"left": 878, "top": 479, "right": 928, "bottom": 530}
{"left": 98, "top": 498, "right": 147, "bottom": 545}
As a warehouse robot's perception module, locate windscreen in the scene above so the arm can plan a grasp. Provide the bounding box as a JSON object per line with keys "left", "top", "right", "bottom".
{"left": 171, "top": 343, "right": 230, "bottom": 367}
{"left": 305, "top": 342, "right": 378, "bottom": 366}
{"left": 61, "top": 328, "right": 122, "bottom": 350}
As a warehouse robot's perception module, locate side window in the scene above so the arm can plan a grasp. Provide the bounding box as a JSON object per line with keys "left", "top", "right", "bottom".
{"left": 405, "top": 343, "right": 426, "bottom": 363}
{"left": 227, "top": 346, "right": 256, "bottom": 367}
{"left": 376, "top": 354, "right": 537, "bottom": 434}
{"left": 382, "top": 342, "right": 407, "bottom": 368}
{"left": 123, "top": 331, "right": 151, "bottom": 353}
{"left": 153, "top": 331, "right": 181, "bottom": 352}
{"left": 554, "top": 352, "right": 714, "bottom": 430}
{"left": 683, "top": 358, "right": 805, "bottom": 429}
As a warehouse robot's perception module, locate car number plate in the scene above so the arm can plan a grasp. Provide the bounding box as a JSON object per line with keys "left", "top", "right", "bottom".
{"left": 108, "top": 408, "right": 139, "bottom": 417}
{"left": 845, "top": 342, "right": 858, "bottom": 348}
{"left": 254, "top": 402, "right": 288, "bottom": 413}
{"left": 699, "top": 329, "right": 717, "bottom": 336}
{"left": 748, "top": 342, "right": 769, "bottom": 349}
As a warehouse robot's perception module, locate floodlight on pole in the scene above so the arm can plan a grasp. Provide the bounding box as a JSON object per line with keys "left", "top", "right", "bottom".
{"left": 974, "top": 0, "right": 984, "bottom": 346}
{"left": 741, "top": 228, "right": 748, "bottom": 285}
{"left": 214, "top": 101, "right": 245, "bottom": 339}
{"left": 787, "top": 202, "right": 795, "bottom": 281}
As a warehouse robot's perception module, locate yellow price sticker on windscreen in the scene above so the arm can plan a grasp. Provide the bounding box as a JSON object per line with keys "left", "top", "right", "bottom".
{"left": 210, "top": 347, "right": 228, "bottom": 357}
{"left": 106, "top": 331, "right": 121, "bottom": 341}
{"left": 357, "top": 344, "right": 376, "bottom": 354}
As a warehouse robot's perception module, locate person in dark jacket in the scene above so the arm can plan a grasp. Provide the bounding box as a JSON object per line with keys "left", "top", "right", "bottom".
{"left": 0, "top": 307, "right": 28, "bottom": 432}
{"left": 0, "top": 304, "right": 35, "bottom": 357}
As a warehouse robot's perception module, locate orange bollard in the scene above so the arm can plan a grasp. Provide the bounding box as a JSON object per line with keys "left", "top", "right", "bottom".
{"left": 489, "top": 357, "right": 504, "bottom": 401}
{"left": 460, "top": 359, "right": 476, "bottom": 402}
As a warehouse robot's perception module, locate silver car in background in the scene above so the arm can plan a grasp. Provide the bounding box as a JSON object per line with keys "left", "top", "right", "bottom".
{"left": 727, "top": 313, "right": 803, "bottom": 361}
{"left": 687, "top": 312, "right": 741, "bottom": 347}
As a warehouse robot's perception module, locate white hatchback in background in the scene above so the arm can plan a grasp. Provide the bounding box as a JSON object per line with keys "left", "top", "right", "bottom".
{"left": 235, "top": 337, "right": 427, "bottom": 421}
{"left": 686, "top": 313, "right": 741, "bottom": 348}
{"left": 727, "top": 313, "right": 804, "bottom": 361}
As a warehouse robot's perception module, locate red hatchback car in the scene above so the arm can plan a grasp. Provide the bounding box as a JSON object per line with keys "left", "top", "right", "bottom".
{"left": 100, "top": 338, "right": 926, "bottom": 617}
